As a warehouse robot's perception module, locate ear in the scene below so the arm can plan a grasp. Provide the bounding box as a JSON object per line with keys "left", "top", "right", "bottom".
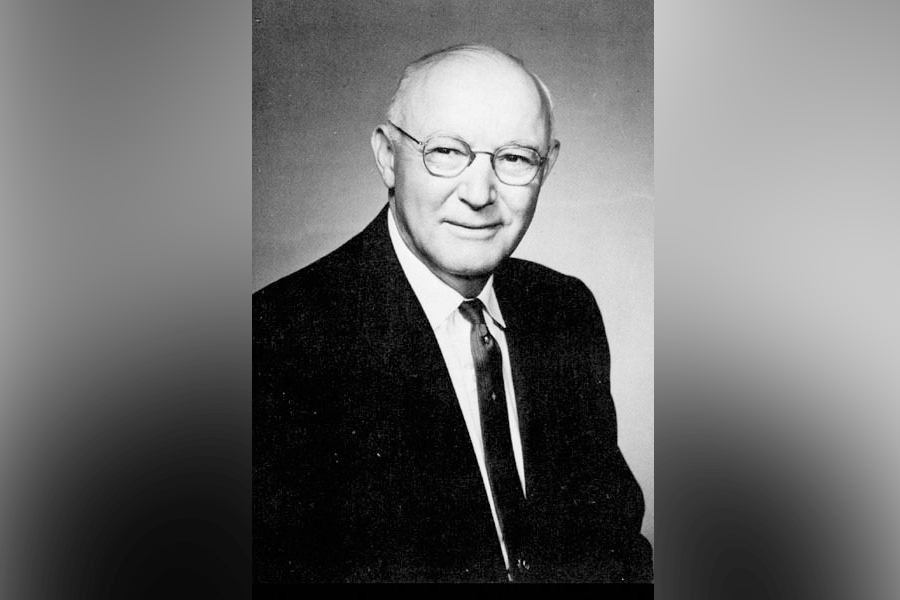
{"left": 371, "top": 125, "right": 396, "bottom": 189}
{"left": 539, "top": 139, "right": 561, "bottom": 182}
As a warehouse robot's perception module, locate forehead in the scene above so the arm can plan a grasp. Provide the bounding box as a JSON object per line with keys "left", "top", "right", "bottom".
{"left": 402, "top": 57, "right": 549, "bottom": 145}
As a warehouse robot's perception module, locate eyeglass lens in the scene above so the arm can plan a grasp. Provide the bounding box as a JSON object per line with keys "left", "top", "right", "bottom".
{"left": 422, "top": 136, "right": 541, "bottom": 185}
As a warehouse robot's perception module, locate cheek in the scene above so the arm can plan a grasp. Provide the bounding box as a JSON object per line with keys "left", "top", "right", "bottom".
{"left": 399, "top": 172, "right": 457, "bottom": 205}
{"left": 503, "top": 191, "right": 539, "bottom": 222}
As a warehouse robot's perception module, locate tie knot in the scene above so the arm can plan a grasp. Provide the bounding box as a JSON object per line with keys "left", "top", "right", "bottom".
{"left": 458, "top": 299, "right": 486, "bottom": 326}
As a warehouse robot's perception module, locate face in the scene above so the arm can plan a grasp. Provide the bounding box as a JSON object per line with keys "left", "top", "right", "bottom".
{"left": 373, "top": 57, "right": 558, "bottom": 297}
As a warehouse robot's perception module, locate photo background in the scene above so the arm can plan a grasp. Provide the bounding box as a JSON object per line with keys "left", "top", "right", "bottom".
{"left": 253, "top": 0, "right": 655, "bottom": 547}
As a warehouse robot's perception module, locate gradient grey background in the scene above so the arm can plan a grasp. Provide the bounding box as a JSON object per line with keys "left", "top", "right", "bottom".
{"left": 3, "top": 1, "right": 900, "bottom": 599}
{"left": 254, "top": 0, "right": 655, "bottom": 550}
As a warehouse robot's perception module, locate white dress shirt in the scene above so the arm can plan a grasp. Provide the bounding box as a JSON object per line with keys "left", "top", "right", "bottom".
{"left": 387, "top": 207, "right": 525, "bottom": 570}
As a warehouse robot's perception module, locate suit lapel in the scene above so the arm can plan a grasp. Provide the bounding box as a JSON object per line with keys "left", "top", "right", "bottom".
{"left": 354, "top": 207, "right": 495, "bottom": 531}
{"left": 493, "top": 265, "right": 553, "bottom": 500}
{"left": 356, "top": 205, "right": 466, "bottom": 438}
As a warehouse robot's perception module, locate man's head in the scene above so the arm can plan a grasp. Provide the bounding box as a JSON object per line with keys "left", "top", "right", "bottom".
{"left": 372, "top": 45, "right": 560, "bottom": 297}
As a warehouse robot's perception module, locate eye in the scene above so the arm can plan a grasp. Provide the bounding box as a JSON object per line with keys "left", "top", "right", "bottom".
{"left": 496, "top": 148, "right": 539, "bottom": 167}
{"left": 429, "top": 146, "right": 465, "bottom": 156}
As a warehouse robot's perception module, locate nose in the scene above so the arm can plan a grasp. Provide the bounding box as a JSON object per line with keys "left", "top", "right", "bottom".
{"left": 456, "top": 153, "right": 497, "bottom": 210}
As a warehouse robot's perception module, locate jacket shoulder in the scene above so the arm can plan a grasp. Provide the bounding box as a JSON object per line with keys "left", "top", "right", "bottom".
{"left": 254, "top": 207, "right": 390, "bottom": 312}
{"left": 255, "top": 236, "right": 360, "bottom": 305}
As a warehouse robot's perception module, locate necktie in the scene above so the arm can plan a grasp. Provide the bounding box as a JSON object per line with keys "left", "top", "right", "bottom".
{"left": 458, "top": 299, "right": 528, "bottom": 580}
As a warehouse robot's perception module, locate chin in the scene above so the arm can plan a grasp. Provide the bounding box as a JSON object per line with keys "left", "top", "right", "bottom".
{"left": 444, "top": 249, "right": 506, "bottom": 274}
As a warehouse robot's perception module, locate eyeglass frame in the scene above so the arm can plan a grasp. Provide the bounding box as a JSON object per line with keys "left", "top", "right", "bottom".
{"left": 387, "top": 120, "right": 557, "bottom": 186}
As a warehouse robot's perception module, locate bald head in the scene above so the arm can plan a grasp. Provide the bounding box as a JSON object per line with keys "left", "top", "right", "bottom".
{"left": 386, "top": 45, "right": 556, "bottom": 146}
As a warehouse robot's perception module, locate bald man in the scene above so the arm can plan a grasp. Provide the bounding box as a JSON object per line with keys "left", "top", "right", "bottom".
{"left": 253, "top": 44, "right": 653, "bottom": 583}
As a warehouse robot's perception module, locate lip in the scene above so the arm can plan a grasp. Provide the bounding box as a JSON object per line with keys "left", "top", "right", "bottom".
{"left": 444, "top": 221, "right": 502, "bottom": 230}
{"left": 443, "top": 221, "right": 501, "bottom": 239}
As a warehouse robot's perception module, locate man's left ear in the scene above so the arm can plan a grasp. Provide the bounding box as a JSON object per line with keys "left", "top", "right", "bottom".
{"left": 540, "top": 140, "right": 561, "bottom": 181}
{"left": 371, "top": 125, "right": 396, "bottom": 189}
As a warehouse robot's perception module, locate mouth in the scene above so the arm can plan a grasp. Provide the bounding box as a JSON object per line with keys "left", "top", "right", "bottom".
{"left": 444, "top": 221, "right": 502, "bottom": 231}
{"left": 444, "top": 221, "right": 502, "bottom": 239}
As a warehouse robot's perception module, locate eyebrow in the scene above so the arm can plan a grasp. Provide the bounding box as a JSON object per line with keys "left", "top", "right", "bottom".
{"left": 432, "top": 131, "right": 542, "bottom": 152}
{"left": 505, "top": 138, "right": 542, "bottom": 151}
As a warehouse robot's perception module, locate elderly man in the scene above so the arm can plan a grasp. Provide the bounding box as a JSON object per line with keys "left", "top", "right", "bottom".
{"left": 253, "top": 44, "right": 652, "bottom": 583}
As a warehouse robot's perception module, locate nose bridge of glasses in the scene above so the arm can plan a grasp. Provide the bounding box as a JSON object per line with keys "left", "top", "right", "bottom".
{"left": 457, "top": 152, "right": 496, "bottom": 205}
{"left": 468, "top": 148, "right": 496, "bottom": 167}
{"left": 463, "top": 149, "right": 506, "bottom": 184}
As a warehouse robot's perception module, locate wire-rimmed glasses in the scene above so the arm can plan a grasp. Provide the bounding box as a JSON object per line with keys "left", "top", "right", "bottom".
{"left": 388, "top": 121, "right": 553, "bottom": 186}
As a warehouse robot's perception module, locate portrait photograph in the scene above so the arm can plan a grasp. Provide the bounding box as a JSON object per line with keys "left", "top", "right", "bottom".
{"left": 253, "top": 0, "right": 653, "bottom": 585}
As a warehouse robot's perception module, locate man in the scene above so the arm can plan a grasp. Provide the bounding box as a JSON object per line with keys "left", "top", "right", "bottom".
{"left": 253, "top": 44, "right": 652, "bottom": 583}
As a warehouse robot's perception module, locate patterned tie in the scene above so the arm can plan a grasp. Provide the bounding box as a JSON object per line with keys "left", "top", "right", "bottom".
{"left": 458, "top": 299, "right": 527, "bottom": 580}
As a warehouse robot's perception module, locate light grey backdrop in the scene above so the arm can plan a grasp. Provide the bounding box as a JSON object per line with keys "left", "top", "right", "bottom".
{"left": 253, "top": 0, "right": 654, "bottom": 548}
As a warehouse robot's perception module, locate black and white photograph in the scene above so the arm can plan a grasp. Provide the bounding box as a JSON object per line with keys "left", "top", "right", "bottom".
{"left": 253, "top": 0, "right": 654, "bottom": 584}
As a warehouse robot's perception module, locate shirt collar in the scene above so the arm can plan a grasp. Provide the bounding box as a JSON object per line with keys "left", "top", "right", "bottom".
{"left": 387, "top": 207, "right": 506, "bottom": 330}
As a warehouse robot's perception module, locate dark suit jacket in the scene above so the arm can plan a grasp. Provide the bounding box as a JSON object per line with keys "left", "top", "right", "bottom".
{"left": 253, "top": 206, "right": 652, "bottom": 583}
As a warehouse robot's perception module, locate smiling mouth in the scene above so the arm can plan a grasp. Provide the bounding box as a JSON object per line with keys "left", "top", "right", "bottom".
{"left": 445, "top": 221, "right": 501, "bottom": 230}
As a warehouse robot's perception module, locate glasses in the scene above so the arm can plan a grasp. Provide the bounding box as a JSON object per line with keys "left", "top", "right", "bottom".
{"left": 388, "top": 121, "right": 553, "bottom": 186}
